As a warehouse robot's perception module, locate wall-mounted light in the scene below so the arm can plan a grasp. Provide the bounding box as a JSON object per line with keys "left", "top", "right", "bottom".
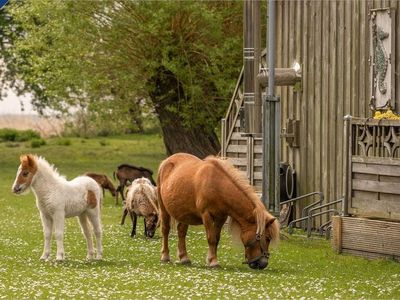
{"left": 292, "top": 61, "right": 301, "bottom": 74}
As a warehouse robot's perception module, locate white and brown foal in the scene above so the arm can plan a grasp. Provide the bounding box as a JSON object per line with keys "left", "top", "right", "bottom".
{"left": 12, "top": 154, "right": 103, "bottom": 261}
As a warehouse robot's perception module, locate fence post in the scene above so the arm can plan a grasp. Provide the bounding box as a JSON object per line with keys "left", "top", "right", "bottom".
{"left": 343, "top": 115, "right": 352, "bottom": 216}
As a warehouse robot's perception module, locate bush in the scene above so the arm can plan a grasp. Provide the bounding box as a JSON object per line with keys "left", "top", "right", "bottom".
{"left": 56, "top": 139, "right": 72, "bottom": 146}
{"left": 0, "top": 128, "right": 40, "bottom": 142}
{"left": 99, "top": 140, "right": 109, "bottom": 146}
{"left": 5, "top": 142, "right": 20, "bottom": 148}
{"left": 17, "top": 129, "right": 41, "bottom": 142}
{"left": 30, "top": 138, "right": 46, "bottom": 148}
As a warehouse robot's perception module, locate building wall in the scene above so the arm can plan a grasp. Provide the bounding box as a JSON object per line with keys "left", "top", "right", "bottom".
{"left": 275, "top": 0, "right": 400, "bottom": 206}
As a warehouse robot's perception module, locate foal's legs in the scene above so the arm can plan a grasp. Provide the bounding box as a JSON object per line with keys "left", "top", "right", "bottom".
{"left": 87, "top": 210, "right": 103, "bottom": 260}
{"left": 115, "top": 180, "right": 126, "bottom": 205}
{"left": 53, "top": 211, "right": 66, "bottom": 261}
{"left": 177, "top": 222, "right": 190, "bottom": 264}
{"left": 78, "top": 213, "right": 94, "bottom": 260}
{"left": 120, "top": 207, "right": 128, "bottom": 225}
{"left": 39, "top": 212, "right": 53, "bottom": 261}
{"left": 202, "top": 212, "right": 226, "bottom": 268}
{"left": 130, "top": 211, "right": 137, "bottom": 238}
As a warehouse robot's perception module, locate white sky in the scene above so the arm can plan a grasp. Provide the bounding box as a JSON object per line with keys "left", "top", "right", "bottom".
{"left": 0, "top": 90, "right": 36, "bottom": 115}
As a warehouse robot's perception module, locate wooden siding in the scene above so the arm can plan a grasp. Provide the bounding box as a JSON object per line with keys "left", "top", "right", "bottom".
{"left": 275, "top": 0, "right": 400, "bottom": 207}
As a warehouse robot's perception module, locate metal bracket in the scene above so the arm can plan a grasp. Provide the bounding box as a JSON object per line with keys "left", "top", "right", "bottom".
{"left": 263, "top": 94, "right": 280, "bottom": 102}
{"left": 281, "top": 119, "right": 300, "bottom": 148}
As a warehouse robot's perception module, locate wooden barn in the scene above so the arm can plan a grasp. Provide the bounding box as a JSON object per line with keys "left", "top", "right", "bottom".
{"left": 221, "top": 0, "right": 400, "bottom": 259}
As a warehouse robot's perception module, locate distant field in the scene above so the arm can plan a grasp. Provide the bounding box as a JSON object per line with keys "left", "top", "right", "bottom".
{"left": 0, "top": 114, "right": 63, "bottom": 137}
{"left": 0, "top": 134, "right": 399, "bottom": 299}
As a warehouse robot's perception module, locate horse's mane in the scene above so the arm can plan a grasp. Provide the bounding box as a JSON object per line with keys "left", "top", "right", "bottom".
{"left": 117, "top": 164, "right": 153, "bottom": 174}
{"left": 34, "top": 155, "right": 67, "bottom": 181}
{"left": 204, "top": 156, "right": 279, "bottom": 244}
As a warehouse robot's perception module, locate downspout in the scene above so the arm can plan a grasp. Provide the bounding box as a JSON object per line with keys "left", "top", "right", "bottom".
{"left": 262, "top": 0, "right": 280, "bottom": 214}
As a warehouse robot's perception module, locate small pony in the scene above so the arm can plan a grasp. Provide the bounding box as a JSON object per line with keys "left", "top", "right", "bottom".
{"left": 12, "top": 154, "right": 103, "bottom": 261}
{"left": 113, "top": 164, "right": 156, "bottom": 205}
{"left": 124, "top": 177, "right": 158, "bottom": 238}
{"left": 85, "top": 172, "right": 117, "bottom": 198}
{"left": 157, "top": 153, "right": 279, "bottom": 269}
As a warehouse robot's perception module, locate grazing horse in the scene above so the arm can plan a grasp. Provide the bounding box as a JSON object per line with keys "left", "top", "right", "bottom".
{"left": 157, "top": 153, "right": 279, "bottom": 269}
{"left": 113, "top": 163, "right": 156, "bottom": 205}
{"left": 85, "top": 172, "right": 116, "bottom": 198}
{"left": 12, "top": 154, "right": 103, "bottom": 261}
{"left": 124, "top": 177, "right": 159, "bottom": 238}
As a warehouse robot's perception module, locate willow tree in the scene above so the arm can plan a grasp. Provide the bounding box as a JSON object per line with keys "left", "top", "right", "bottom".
{"left": 0, "top": 1, "right": 242, "bottom": 157}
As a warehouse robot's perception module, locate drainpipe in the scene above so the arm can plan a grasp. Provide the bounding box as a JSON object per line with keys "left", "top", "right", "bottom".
{"left": 253, "top": 0, "right": 262, "bottom": 135}
{"left": 262, "top": 0, "right": 280, "bottom": 215}
{"left": 243, "top": 0, "right": 255, "bottom": 134}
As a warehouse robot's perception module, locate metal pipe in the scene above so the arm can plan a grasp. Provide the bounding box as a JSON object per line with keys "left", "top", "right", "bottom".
{"left": 221, "top": 118, "right": 226, "bottom": 157}
{"left": 267, "top": 0, "right": 275, "bottom": 96}
{"left": 287, "top": 209, "right": 338, "bottom": 235}
{"left": 253, "top": 0, "right": 262, "bottom": 134}
{"left": 307, "top": 198, "right": 344, "bottom": 216}
{"left": 301, "top": 192, "right": 324, "bottom": 229}
{"left": 307, "top": 209, "right": 340, "bottom": 237}
{"left": 274, "top": 94, "right": 280, "bottom": 215}
{"left": 280, "top": 191, "right": 324, "bottom": 206}
{"left": 343, "top": 115, "right": 352, "bottom": 216}
{"left": 262, "top": 0, "right": 278, "bottom": 213}
{"left": 243, "top": 0, "right": 254, "bottom": 134}
{"left": 319, "top": 220, "right": 332, "bottom": 236}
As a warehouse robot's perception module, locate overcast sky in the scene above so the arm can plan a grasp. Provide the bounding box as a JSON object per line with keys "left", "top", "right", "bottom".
{"left": 0, "top": 90, "right": 36, "bottom": 115}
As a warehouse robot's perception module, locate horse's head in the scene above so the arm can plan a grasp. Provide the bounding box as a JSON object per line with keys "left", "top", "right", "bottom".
{"left": 242, "top": 216, "right": 278, "bottom": 270}
{"left": 12, "top": 154, "right": 38, "bottom": 195}
{"left": 144, "top": 212, "right": 158, "bottom": 238}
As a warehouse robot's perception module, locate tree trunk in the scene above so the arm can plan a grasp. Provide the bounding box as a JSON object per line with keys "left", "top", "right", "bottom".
{"left": 149, "top": 69, "right": 220, "bottom": 158}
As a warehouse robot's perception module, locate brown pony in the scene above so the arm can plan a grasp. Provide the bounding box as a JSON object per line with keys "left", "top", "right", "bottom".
{"left": 157, "top": 153, "right": 279, "bottom": 270}
{"left": 113, "top": 164, "right": 156, "bottom": 205}
{"left": 85, "top": 172, "right": 116, "bottom": 198}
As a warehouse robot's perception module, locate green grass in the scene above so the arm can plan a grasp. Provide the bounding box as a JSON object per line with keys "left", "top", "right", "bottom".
{"left": 0, "top": 134, "right": 399, "bottom": 299}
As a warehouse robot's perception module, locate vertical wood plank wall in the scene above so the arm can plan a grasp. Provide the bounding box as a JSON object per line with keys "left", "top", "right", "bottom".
{"left": 275, "top": 1, "right": 400, "bottom": 206}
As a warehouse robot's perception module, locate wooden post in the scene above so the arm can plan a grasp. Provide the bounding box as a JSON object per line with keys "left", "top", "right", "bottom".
{"left": 221, "top": 118, "right": 226, "bottom": 157}
{"left": 332, "top": 215, "right": 342, "bottom": 254}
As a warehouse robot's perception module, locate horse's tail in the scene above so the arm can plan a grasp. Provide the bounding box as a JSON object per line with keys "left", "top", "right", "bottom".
{"left": 113, "top": 171, "right": 116, "bottom": 181}
{"left": 157, "top": 160, "right": 176, "bottom": 231}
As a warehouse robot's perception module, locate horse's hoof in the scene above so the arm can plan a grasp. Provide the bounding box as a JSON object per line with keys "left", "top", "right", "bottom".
{"left": 160, "top": 255, "right": 171, "bottom": 263}
{"left": 208, "top": 261, "right": 220, "bottom": 268}
{"left": 56, "top": 254, "right": 65, "bottom": 262}
{"left": 178, "top": 258, "right": 191, "bottom": 265}
{"left": 40, "top": 254, "right": 50, "bottom": 261}
{"left": 95, "top": 256, "right": 102, "bottom": 261}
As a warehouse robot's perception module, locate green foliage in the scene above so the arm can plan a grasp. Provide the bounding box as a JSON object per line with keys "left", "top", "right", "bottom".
{"left": 4, "top": 142, "right": 20, "bottom": 148}
{"left": 99, "top": 139, "right": 109, "bottom": 146}
{"left": 0, "top": 135, "right": 399, "bottom": 299}
{"left": 0, "top": 1, "right": 242, "bottom": 137}
{"left": 0, "top": 128, "right": 40, "bottom": 142}
{"left": 56, "top": 138, "right": 71, "bottom": 146}
{"left": 30, "top": 138, "right": 46, "bottom": 148}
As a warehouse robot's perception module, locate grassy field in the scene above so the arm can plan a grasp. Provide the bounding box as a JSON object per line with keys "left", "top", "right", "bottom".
{"left": 0, "top": 133, "right": 399, "bottom": 299}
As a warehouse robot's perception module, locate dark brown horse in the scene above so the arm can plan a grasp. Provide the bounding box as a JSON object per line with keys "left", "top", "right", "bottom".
{"left": 85, "top": 172, "right": 116, "bottom": 198}
{"left": 157, "top": 153, "right": 279, "bottom": 269}
{"left": 113, "top": 164, "right": 156, "bottom": 205}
